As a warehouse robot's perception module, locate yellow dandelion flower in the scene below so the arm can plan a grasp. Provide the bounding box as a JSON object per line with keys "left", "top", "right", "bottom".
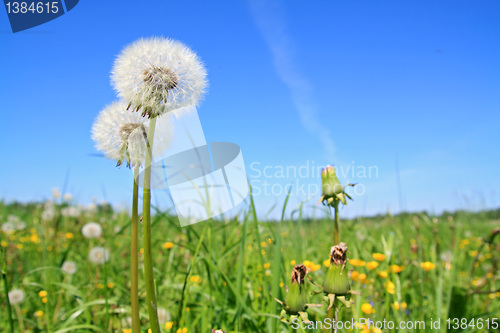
{"left": 359, "top": 273, "right": 367, "bottom": 283}
{"left": 260, "top": 241, "right": 267, "bottom": 248}
{"left": 361, "top": 303, "right": 373, "bottom": 314}
{"left": 378, "top": 271, "right": 388, "bottom": 278}
{"left": 261, "top": 249, "right": 266, "bottom": 255}
{"left": 107, "top": 282, "right": 115, "bottom": 289}
{"left": 349, "top": 259, "right": 366, "bottom": 267}
{"left": 267, "top": 238, "right": 272, "bottom": 244}
{"left": 34, "top": 310, "right": 44, "bottom": 317}
{"left": 165, "top": 322, "right": 173, "bottom": 329}
{"left": 65, "top": 232, "right": 74, "bottom": 239}
{"left": 123, "top": 329, "right": 132, "bottom": 333}
{"left": 42, "top": 297, "right": 47, "bottom": 303}
{"left": 372, "top": 253, "right": 386, "bottom": 261}
{"left": 390, "top": 265, "right": 404, "bottom": 273}
{"left": 0, "top": 241, "right": 7, "bottom": 247}
{"left": 97, "top": 283, "right": 104, "bottom": 289}
{"left": 323, "top": 259, "right": 331, "bottom": 267}
{"left": 263, "top": 262, "right": 271, "bottom": 269}
{"left": 38, "top": 290, "right": 47, "bottom": 297}
{"left": 163, "top": 242, "right": 174, "bottom": 249}
{"left": 393, "top": 301, "right": 400, "bottom": 310}
{"left": 420, "top": 262, "right": 436, "bottom": 271}
{"left": 190, "top": 275, "right": 201, "bottom": 283}
{"left": 386, "top": 281, "right": 395, "bottom": 294}
{"left": 351, "top": 271, "right": 359, "bottom": 281}
{"left": 279, "top": 282, "right": 284, "bottom": 288}
{"left": 366, "top": 261, "right": 379, "bottom": 270}
{"left": 16, "top": 244, "right": 23, "bottom": 250}
{"left": 290, "top": 260, "right": 296, "bottom": 265}
{"left": 469, "top": 250, "right": 478, "bottom": 257}
{"left": 140, "top": 248, "right": 144, "bottom": 254}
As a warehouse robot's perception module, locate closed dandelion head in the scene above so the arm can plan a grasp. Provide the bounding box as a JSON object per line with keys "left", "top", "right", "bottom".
{"left": 91, "top": 101, "right": 172, "bottom": 168}
{"left": 89, "top": 246, "right": 110, "bottom": 265}
{"left": 81, "top": 222, "right": 103, "bottom": 239}
{"left": 323, "top": 243, "right": 351, "bottom": 296}
{"left": 319, "top": 165, "right": 355, "bottom": 206}
{"left": 8, "top": 289, "right": 25, "bottom": 305}
{"left": 61, "top": 261, "right": 77, "bottom": 275}
{"left": 291, "top": 264, "right": 307, "bottom": 285}
{"left": 111, "top": 37, "right": 208, "bottom": 118}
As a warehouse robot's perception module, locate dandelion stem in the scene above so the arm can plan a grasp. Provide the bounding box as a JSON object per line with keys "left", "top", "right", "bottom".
{"left": 131, "top": 166, "right": 141, "bottom": 333}
{"left": 14, "top": 304, "right": 25, "bottom": 333}
{"left": 1, "top": 264, "right": 15, "bottom": 333}
{"left": 333, "top": 199, "right": 340, "bottom": 245}
{"left": 142, "top": 116, "right": 161, "bottom": 333}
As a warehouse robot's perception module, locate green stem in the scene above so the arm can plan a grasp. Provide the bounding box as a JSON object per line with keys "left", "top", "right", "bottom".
{"left": 333, "top": 199, "right": 340, "bottom": 245}
{"left": 131, "top": 166, "right": 141, "bottom": 333}
{"left": 142, "top": 116, "right": 160, "bottom": 333}
{"left": 14, "top": 304, "right": 25, "bottom": 333}
{"left": 1, "top": 266, "right": 15, "bottom": 333}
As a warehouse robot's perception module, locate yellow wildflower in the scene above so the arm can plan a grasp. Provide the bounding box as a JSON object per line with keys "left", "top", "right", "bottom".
{"left": 361, "top": 303, "right": 373, "bottom": 314}
{"left": 349, "top": 259, "right": 366, "bottom": 267}
{"left": 390, "top": 264, "right": 404, "bottom": 273}
{"left": 38, "top": 290, "right": 47, "bottom": 297}
{"left": 165, "top": 322, "right": 173, "bottom": 329}
{"left": 323, "top": 259, "right": 331, "bottom": 267}
{"left": 372, "top": 253, "right": 386, "bottom": 261}
{"left": 263, "top": 262, "right": 271, "bottom": 269}
{"left": 420, "top": 262, "right": 436, "bottom": 271}
{"left": 65, "top": 232, "right": 74, "bottom": 239}
{"left": 378, "top": 271, "right": 388, "bottom": 278}
{"left": 366, "top": 261, "right": 379, "bottom": 270}
{"left": 163, "top": 242, "right": 174, "bottom": 249}
{"left": 290, "top": 260, "right": 296, "bottom": 265}
{"left": 34, "top": 310, "right": 44, "bottom": 317}
{"left": 107, "top": 283, "right": 115, "bottom": 289}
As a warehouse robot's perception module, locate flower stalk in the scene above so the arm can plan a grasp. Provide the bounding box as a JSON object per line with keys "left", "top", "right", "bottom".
{"left": 142, "top": 116, "right": 160, "bottom": 333}
{"left": 131, "top": 165, "right": 140, "bottom": 332}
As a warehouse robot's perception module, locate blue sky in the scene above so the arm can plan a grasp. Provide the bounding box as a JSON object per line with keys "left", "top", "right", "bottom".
{"left": 1, "top": 0, "right": 499, "bottom": 219}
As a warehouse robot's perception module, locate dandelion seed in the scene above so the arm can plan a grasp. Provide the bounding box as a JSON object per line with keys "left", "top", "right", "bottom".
{"left": 61, "top": 261, "right": 77, "bottom": 275}
{"left": 8, "top": 289, "right": 25, "bottom": 305}
{"left": 63, "top": 193, "right": 73, "bottom": 201}
{"left": 88, "top": 247, "right": 110, "bottom": 265}
{"left": 52, "top": 188, "right": 61, "bottom": 199}
{"left": 81, "top": 222, "right": 103, "bottom": 239}
{"left": 112, "top": 37, "right": 208, "bottom": 118}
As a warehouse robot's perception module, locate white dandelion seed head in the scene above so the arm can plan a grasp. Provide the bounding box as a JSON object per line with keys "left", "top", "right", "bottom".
{"left": 87, "top": 203, "right": 98, "bottom": 214}
{"left": 1, "top": 222, "right": 15, "bottom": 234}
{"left": 81, "top": 222, "right": 103, "bottom": 239}
{"left": 8, "top": 289, "right": 25, "bottom": 305}
{"left": 61, "top": 261, "right": 77, "bottom": 275}
{"left": 15, "top": 221, "right": 26, "bottom": 231}
{"left": 157, "top": 307, "right": 171, "bottom": 324}
{"left": 61, "top": 206, "right": 80, "bottom": 218}
{"left": 52, "top": 187, "right": 61, "bottom": 199}
{"left": 42, "top": 206, "right": 56, "bottom": 221}
{"left": 91, "top": 100, "right": 173, "bottom": 168}
{"left": 88, "top": 247, "right": 110, "bottom": 265}
{"left": 63, "top": 193, "right": 73, "bottom": 201}
{"left": 111, "top": 37, "right": 208, "bottom": 117}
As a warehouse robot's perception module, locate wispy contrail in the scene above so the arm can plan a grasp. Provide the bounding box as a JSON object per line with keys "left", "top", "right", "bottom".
{"left": 248, "top": 0, "right": 335, "bottom": 158}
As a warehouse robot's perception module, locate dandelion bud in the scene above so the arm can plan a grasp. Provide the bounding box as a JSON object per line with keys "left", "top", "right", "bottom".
{"left": 323, "top": 243, "right": 350, "bottom": 295}
{"left": 284, "top": 264, "right": 308, "bottom": 313}
{"left": 320, "top": 165, "right": 354, "bottom": 205}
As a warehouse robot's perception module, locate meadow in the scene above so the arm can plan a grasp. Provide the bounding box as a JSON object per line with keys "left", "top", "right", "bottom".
{"left": 1, "top": 194, "right": 499, "bottom": 333}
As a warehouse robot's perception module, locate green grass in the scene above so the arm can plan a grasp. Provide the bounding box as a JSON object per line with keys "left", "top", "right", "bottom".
{"left": 0, "top": 199, "right": 499, "bottom": 333}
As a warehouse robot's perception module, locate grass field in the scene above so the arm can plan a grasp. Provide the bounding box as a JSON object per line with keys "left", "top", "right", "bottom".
{"left": 1, "top": 197, "right": 499, "bottom": 333}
